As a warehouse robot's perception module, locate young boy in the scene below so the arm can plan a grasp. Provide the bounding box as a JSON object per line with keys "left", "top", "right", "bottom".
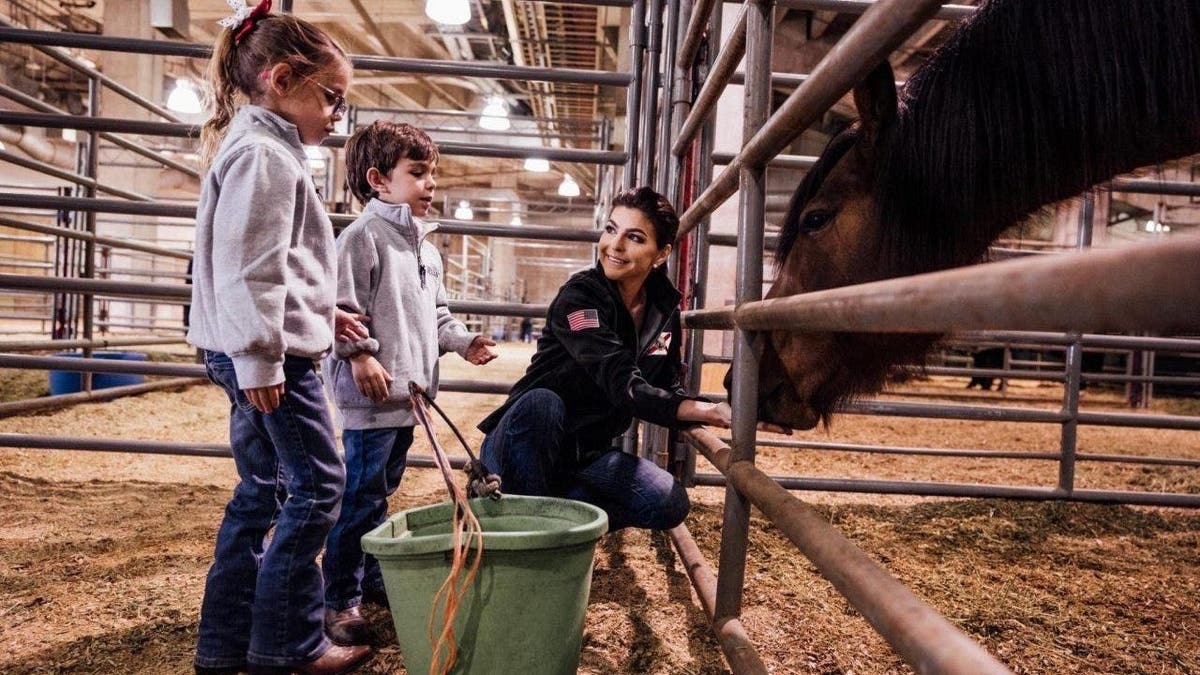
{"left": 322, "top": 120, "right": 498, "bottom": 645}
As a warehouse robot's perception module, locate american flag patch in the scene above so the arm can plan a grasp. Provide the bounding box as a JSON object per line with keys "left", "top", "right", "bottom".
{"left": 566, "top": 308, "right": 600, "bottom": 331}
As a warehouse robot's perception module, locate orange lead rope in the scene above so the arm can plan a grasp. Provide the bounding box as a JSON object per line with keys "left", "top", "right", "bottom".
{"left": 408, "top": 382, "right": 501, "bottom": 675}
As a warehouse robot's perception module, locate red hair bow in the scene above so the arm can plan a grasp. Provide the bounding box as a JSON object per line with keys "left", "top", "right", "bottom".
{"left": 233, "top": 0, "right": 273, "bottom": 44}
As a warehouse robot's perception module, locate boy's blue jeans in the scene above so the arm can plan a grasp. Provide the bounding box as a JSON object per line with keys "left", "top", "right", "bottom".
{"left": 323, "top": 426, "right": 414, "bottom": 610}
{"left": 480, "top": 388, "right": 689, "bottom": 531}
{"left": 195, "top": 351, "right": 345, "bottom": 671}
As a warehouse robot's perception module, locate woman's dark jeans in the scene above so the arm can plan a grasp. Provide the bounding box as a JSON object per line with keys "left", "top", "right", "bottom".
{"left": 480, "top": 388, "right": 689, "bottom": 531}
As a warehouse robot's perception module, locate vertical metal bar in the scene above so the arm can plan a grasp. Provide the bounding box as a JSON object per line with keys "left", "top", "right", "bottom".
{"left": 664, "top": 0, "right": 694, "bottom": 204}
{"left": 655, "top": 0, "right": 683, "bottom": 196}
{"left": 623, "top": 0, "right": 648, "bottom": 189}
{"left": 81, "top": 75, "right": 100, "bottom": 392}
{"left": 682, "top": 3, "right": 722, "bottom": 485}
{"left": 715, "top": 0, "right": 772, "bottom": 621}
{"left": 1058, "top": 192, "right": 1094, "bottom": 492}
{"left": 637, "top": 0, "right": 666, "bottom": 188}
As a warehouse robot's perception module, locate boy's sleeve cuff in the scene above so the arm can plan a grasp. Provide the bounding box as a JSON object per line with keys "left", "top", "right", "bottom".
{"left": 333, "top": 337, "right": 380, "bottom": 359}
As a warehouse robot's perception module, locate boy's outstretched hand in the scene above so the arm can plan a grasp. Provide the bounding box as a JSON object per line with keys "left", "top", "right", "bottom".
{"left": 466, "top": 335, "right": 499, "bottom": 365}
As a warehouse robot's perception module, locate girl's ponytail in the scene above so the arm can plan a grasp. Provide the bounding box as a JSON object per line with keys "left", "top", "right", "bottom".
{"left": 199, "top": 27, "right": 241, "bottom": 168}
{"left": 198, "top": 6, "right": 347, "bottom": 168}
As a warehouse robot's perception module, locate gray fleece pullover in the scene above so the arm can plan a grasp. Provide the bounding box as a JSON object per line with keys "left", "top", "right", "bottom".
{"left": 327, "top": 199, "right": 477, "bottom": 429}
{"left": 187, "top": 105, "right": 336, "bottom": 388}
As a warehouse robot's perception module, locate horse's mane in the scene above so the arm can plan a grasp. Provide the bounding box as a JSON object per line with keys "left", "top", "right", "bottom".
{"left": 780, "top": 0, "right": 1200, "bottom": 276}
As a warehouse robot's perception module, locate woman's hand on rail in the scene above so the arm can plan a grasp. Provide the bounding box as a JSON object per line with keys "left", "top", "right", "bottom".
{"left": 677, "top": 400, "right": 791, "bottom": 434}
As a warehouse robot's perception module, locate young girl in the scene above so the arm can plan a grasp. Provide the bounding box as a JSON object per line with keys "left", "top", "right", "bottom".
{"left": 187, "top": 2, "right": 371, "bottom": 674}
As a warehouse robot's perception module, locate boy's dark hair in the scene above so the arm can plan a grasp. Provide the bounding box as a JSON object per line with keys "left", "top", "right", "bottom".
{"left": 345, "top": 121, "right": 440, "bottom": 207}
{"left": 611, "top": 186, "right": 679, "bottom": 248}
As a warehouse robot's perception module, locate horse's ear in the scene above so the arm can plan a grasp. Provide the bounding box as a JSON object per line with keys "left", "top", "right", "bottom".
{"left": 853, "top": 61, "right": 897, "bottom": 146}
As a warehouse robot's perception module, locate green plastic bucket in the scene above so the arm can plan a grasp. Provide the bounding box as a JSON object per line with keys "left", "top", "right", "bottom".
{"left": 361, "top": 495, "right": 608, "bottom": 675}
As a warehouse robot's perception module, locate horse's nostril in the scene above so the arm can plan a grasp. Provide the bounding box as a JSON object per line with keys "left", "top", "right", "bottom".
{"left": 722, "top": 368, "right": 733, "bottom": 392}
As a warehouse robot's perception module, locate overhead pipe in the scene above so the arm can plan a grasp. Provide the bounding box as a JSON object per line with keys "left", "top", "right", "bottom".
{"left": 0, "top": 110, "right": 628, "bottom": 165}
{"left": 0, "top": 27, "right": 632, "bottom": 88}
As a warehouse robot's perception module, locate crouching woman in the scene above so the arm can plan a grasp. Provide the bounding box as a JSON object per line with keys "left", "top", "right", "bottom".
{"left": 477, "top": 187, "right": 732, "bottom": 531}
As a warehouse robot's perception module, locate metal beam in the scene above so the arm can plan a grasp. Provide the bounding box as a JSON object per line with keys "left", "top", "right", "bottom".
{"left": 686, "top": 428, "right": 1014, "bottom": 675}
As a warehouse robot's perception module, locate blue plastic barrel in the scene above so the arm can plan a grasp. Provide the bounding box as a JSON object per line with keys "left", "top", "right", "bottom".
{"left": 48, "top": 351, "right": 149, "bottom": 395}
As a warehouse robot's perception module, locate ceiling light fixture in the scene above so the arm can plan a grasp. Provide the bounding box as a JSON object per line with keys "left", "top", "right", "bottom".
{"left": 426, "top": 0, "right": 470, "bottom": 26}
{"left": 166, "top": 79, "right": 203, "bottom": 114}
{"left": 479, "top": 97, "right": 510, "bottom": 131}
{"left": 523, "top": 157, "right": 550, "bottom": 172}
{"left": 557, "top": 174, "right": 580, "bottom": 198}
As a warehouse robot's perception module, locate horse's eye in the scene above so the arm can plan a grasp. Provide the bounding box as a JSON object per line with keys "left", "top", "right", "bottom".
{"left": 800, "top": 209, "right": 834, "bottom": 233}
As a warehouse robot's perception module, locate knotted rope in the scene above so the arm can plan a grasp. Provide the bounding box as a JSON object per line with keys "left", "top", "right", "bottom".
{"left": 408, "top": 382, "right": 501, "bottom": 675}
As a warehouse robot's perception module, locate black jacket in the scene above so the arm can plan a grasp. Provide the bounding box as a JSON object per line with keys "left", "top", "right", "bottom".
{"left": 479, "top": 263, "right": 695, "bottom": 464}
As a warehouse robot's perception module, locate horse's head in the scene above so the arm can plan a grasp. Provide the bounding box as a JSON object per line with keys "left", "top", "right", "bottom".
{"left": 736, "top": 63, "right": 934, "bottom": 430}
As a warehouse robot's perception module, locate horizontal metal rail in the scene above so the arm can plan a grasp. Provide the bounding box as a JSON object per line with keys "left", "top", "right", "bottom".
{"left": 0, "top": 19, "right": 181, "bottom": 123}
{"left": 744, "top": 437, "right": 1200, "bottom": 468}
{"left": 694, "top": 390, "right": 1200, "bottom": 430}
{"left": 771, "top": 0, "right": 976, "bottom": 20}
{"left": 677, "top": 0, "right": 944, "bottom": 238}
{"left": 0, "top": 27, "right": 631, "bottom": 87}
{"left": 0, "top": 377, "right": 203, "bottom": 417}
{"left": 684, "top": 428, "right": 1014, "bottom": 674}
{"left": 710, "top": 152, "right": 817, "bottom": 169}
{"left": 0, "top": 82, "right": 200, "bottom": 179}
{"left": 686, "top": 237, "right": 1200, "bottom": 335}
{"left": 956, "top": 331, "right": 1200, "bottom": 353}
{"left": 0, "top": 111, "right": 628, "bottom": 165}
{"left": 0, "top": 194, "right": 604, "bottom": 246}
{"left": 1108, "top": 179, "right": 1200, "bottom": 197}
{"left": 0, "top": 148, "right": 150, "bottom": 201}
{"left": 0, "top": 216, "right": 192, "bottom": 260}
{"left": 0, "top": 336, "right": 186, "bottom": 352}
{"left": 0, "top": 354, "right": 518, "bottom": 396}
{"left": 0, "top": 275, "right": 549, "bottom": 318}
{"left": 690, "top": 472, "right": 1200, "bottom": 508}
{"left": 668, "top": 525, "right": 769, "bottom": 674}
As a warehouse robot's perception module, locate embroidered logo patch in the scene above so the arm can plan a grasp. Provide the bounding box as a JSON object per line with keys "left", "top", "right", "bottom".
{"left": 647, "top": 331, "right": 672, "bottom": 356}
{"left": 566, "top": 308, "right": 600, "bottom": 331}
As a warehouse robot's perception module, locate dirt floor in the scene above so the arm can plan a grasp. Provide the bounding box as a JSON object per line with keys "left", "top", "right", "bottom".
{"left": 1, "top": 341, "right": 1199, "bottom": 674}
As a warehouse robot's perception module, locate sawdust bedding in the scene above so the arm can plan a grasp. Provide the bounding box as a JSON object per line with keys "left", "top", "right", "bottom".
{"left": 1, "top": 342, "right": 1198, "bottom": 674}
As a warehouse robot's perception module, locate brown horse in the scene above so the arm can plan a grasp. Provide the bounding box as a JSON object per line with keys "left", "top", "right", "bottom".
{"left": 749, "top": 0, "right": 1200, "bottom": 430}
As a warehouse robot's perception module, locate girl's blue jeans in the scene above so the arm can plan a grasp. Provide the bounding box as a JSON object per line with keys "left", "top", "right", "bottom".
{"left": 194, "top": 350, "right": 345, "bottom": 671}
{"left": 480, "top": 388, "right": 690, "bottom": 531}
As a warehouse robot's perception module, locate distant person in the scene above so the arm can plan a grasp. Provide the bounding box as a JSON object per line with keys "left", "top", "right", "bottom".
{"left": 966, "top": 347, "right": 1005, "bottom": 391}
{"left": 519, "top": 316, "right": 534, "bottom": 342}
{"left": 186, "top": 3, "right": 371, "bottom": 674}
{"left": 477, "top": 187, "right": 788, "bottom": 531}
{"left": 321, "top": 120, "right": 498, "bottom": 646}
